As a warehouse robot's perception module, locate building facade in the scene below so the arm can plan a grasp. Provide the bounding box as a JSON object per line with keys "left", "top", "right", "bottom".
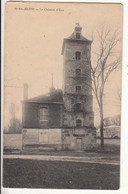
{"left": 62, "top": 23, "right": 94, "bottom": 128}
{"left": 22, "top": 24, "right": 96, "bottom": 151}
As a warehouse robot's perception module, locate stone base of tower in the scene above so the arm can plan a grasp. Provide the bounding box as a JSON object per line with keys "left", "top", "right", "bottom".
{"left": 62, "top": 127, "right": 96, "bottom": 151}
{"left": 21, "top": 128, "right": 96, "bottom": 151}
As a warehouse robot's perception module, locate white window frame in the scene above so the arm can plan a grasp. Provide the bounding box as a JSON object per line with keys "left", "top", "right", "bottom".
{"left": 39, "top": 107, "right": 48, "bottom": 121}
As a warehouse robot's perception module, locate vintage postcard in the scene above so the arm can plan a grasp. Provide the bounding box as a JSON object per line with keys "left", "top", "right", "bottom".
{"left": 2, "top": 1, "right": 122, "bottom": 191}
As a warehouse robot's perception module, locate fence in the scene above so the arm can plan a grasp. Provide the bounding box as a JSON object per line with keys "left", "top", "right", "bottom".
{"left": 3, "top": 133, "right": 22, "bottom": 150}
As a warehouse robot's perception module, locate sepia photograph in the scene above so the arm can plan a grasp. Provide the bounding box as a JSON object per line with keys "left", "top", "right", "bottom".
{"left": 2, "top": 1, "right": 122, "bottom": 190}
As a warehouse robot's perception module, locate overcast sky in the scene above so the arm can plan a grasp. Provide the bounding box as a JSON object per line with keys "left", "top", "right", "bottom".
{"left": 4, "top": 2, "right": 122, "bottom": 127}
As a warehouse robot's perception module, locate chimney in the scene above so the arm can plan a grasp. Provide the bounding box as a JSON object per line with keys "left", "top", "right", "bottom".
{"left": 24, "top": 83, "right": 28, "bottom": 100}
{"left": 50, "top": 73, "right": 55, "bottom": 93}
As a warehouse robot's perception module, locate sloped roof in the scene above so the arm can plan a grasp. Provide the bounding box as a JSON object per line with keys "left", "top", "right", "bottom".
{"left": 67, "top": 33, "right": 92, "bottom": 42}
{"left": 23, "top": 89, "right": 64, "bottom": 104}
{"left": 61, "top": 33, "right": 92, "bottom": 55}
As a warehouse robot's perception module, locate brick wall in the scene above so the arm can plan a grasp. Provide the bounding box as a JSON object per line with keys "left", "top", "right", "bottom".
{"left": 62, "top": 128, "right": 96, "bottom": 150}
{"left": 64, "top": 94, "right": 93, "bottom": 112}
{"left": 62, "top": 38, "right": 94, "bottom": 128}
{"left": 63, "top": 112, "right": 94, "bottom": 127}
{"left": 22, "top": 102, "right": 63, "bottom": 129}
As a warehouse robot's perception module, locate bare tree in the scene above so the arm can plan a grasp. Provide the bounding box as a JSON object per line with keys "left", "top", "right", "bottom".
{"left": 8, "top": 117, "right": 22, "bottom": 133}
{"left": 88, "top": 26, "right": 121, "bottom": 149}
{"left": 8, "top": 103, "right": 22, "bottom": 133}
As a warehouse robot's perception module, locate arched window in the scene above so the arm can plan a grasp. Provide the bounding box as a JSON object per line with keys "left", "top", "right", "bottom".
{"left": 76, "top": 69, "right": 81, "bottom": 76}
{"left": 76, "top": 33, "right": 80, "bottom": 39}
{"left": 75, "top": 52, "right": 81, "bottom": 60}
{"left": 39, "top": 107, "right": 48, "bottom": 121}
{"left": 76, "top": 119, "right": 82, "bottom": 127}
{"left": 76, "top": 86, "right": 81, "bottom": 93}
{"left": 75, "top": 103, "right": 82, "bottom": 111}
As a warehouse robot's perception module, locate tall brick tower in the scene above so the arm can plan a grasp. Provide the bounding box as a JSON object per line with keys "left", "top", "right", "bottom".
{"left": 62, "top": 23, "right": 94, "bottom": 129}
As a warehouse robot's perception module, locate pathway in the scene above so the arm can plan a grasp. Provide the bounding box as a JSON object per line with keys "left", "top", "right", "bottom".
{"left": 3, "top": 154, "right": 120, "bottom": 165}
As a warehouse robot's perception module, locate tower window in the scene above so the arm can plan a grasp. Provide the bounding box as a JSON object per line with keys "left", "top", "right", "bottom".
{"left": 75, "top": 52, "right": 81, "bottom": 60}
{"left": 76, "top": 86, "right": 81, "bottom": 93}
{"left": 76, "top": 119, "right": 82, "bottom": 127}
{"left": 76, "top": 69, "right": 81, "bottom": 76}
{"left": 76, "top": 33, "right": 80, "bottom": 39}
{"left": 75, "top": 103, "right": 82, "bottom": 111}
{"left": 39, "top": 107, "right": 48, "bottom": 121}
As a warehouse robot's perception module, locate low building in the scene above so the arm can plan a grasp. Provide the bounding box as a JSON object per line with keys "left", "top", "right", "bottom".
{"left": 96, "top": 125, "right": 120, "bottom": 139}
{"left": 22, "top": 24, "right": 96, "bottom": 151}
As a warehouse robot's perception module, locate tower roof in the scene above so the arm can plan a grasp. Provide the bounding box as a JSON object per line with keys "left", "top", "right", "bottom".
{"left": 61, "top": 23, "right": 92, "bottom": 55}
{"left": 67, "top": 32, "right": 91, "bottom": 41}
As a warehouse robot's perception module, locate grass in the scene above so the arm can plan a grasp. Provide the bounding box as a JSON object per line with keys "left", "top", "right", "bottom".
{"left": 3, "top": 159, "right": 120, "bottom": 189}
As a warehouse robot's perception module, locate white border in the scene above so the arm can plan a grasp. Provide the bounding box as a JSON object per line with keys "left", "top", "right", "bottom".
{"left": 1, "top": 0, "right": 128, "bottom": 194}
